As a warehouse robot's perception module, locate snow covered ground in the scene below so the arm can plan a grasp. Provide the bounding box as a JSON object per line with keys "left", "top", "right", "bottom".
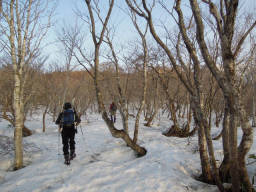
{"left": 0, "top": 112, "right": 256, "bottom": 192}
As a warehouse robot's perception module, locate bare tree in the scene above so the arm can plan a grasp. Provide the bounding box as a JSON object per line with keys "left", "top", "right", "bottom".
{"left": 125, "top": 0, "right": 216, "bottom": 185}
{"left": 0, "top": 0, "right": 55, "bottom": 170}
{"left": 81, "top": 0, "right": 146, "bottom": 156}
{"left": 126, "top": 0, "right": 255, "bottom": 190}
{"left": 113, "top": 10, "right": 148, "bottom": 144}
{"left": 189, "top": 0, "right": 255, "bottom": 191}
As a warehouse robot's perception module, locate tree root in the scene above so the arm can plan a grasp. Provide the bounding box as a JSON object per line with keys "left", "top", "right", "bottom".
{"left": 163, "top": 124, "right": 197, "bottom": 138}
{"left": 23, "top": 126, "right": 32, "bottom": 137}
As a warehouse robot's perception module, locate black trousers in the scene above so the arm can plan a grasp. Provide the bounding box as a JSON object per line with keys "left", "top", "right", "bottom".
{"left": 61, "top": 128, "right": 76, "bottom": 155}
{"left": 110, "top": 111, "right": 116, "bottom": 123}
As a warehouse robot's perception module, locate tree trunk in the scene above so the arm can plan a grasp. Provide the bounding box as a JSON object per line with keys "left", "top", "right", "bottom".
{"left": 169, "top": 102, "right": 178, "bottom": 127}
{"left": 192, "top": 98, "right": 224, "bottom": 191}
{"left": 219, "top": 104, "right": 230, "bottom": 182}
{"left": 52, "top": 105, "right": 56, "bottom": 122}
{"left": 163, "top": 104, "right": 196, "bottom": 138}
{"left": 190, "top": 100, "right": 213, "bottom": 183}
{"left": 93, "top": 43, "right": 147, "bottom": 156}
{"left": 13, "top": 73, "right": 24, "bottom": 170}
{"left": 144, "top": 110, "right": 157, "bottom": 127}
{"left": 215, "top": 110, "right": 223, "bottom": 128}
{"left": 188, "top": 0, "right": 254, "bottom": 189}
{"left": 120, "top": 108, "right": 129, "bottom": 134}
{"left": 237, "top": 102, "right": 254, "bottom": 191}
{"left": 226, "top": 94, "right": 240, "bottom": 192}
{"left": 42, "top": 106, "right": 48, "bottom": 133}
{"left": 102, "top": 111, "right": 147, "bottom": 156}
{"left": 145, "top": 78, "right": 159, "bottom": 127}
{"left": 133, "top": 38, "right": 147, "bottom": 143}
{"left": 197, "top": 122, "right": 213, "bottom": 183}
{"left": 98, "top": 50, "right": 146, "bottom": 154}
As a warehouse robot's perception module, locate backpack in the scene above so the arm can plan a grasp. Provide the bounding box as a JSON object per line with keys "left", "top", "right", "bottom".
{"left": 110, "top": 104, "right": 117, "bottom": 111}
{"left": 62, "top": 109, "right": 75, "bottom": 126}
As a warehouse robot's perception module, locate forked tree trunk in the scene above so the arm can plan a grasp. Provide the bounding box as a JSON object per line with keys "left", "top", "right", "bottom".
{"left": 175, "top": 1, "right": 224, "bottom": 188}
{"left": 93, "top": 48, "right": 147, "bottom": 156}
{"left": 189, "top": 0, "right": 254, "bottom": 190}
{"left": 126, "top": 0, "right": 221, "bottom": 184}
{"left": 85, "top": 0, "right": 146, "bottom": 156}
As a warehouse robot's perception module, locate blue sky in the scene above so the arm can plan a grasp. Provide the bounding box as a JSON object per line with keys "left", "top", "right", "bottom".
{"left": 45, "top": 0, "right": 141, "bottom": 66}
{"left": 44, "top": 0, "right": 256, "bottom": 68}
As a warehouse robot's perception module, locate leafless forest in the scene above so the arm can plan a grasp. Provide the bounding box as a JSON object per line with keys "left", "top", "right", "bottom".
{"left": 0, "top": 0, "right": 255, "bottom": 191}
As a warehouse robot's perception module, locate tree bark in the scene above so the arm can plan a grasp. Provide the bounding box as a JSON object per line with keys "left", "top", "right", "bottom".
{"left": 125, "top": 0, "right": 213, "bottom": 182}
{"left": 13, "top": 72, "right": 24, "bottom": 170}
{"left": 85, "top": 0, "right": 147, "bottom": 156}
{"left": 144, "top": 77, "right": 159, "bottom": 127}
{"left": 42, "top": 106, "right": 48, "bottom": 133}
{"left": 189, "top": 0, "right": 254, "bottom": 190}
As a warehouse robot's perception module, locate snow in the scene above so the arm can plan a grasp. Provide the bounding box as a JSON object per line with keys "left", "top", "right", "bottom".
{"left": 0, "top": 112, "right": 255, "bottom": 192}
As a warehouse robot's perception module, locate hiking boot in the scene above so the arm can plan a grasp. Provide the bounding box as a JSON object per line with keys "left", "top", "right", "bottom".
{"left": 64, "top": 154, "right": 70, "bottom": 165}
{"left": 70, "top": 150, "right": 76, "bottom": 160}
{"left": 70, "top": 153, "right": 76, "bottom": 160}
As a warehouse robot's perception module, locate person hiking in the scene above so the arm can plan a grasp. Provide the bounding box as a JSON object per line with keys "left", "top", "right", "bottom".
{"left": 56, "top": 102, "right": 81, "bottom": 165}
{"left": 109, "top": 101, "right": 117, "bottom": 123}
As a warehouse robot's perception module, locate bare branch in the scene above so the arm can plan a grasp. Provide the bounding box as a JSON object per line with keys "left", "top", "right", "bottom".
{"left": 234, "top": 20, "right": 256, "bottom": 57}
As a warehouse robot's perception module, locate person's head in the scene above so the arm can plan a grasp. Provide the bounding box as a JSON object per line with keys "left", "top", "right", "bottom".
{"left": 63, "top": 102, "right": 72, "bottom": 110}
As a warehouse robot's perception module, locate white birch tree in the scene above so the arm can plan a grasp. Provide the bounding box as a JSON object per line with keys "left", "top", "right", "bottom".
{"left": 0, "top": 0, "right": 55, "bottom": 170}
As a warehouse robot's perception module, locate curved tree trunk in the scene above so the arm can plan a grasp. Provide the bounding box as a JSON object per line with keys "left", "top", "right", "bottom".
{"left": 213, "top": 129, "right": 222, "bottom": 140}
{"left": 102, "top": 112, "right": 147, "bottom": 156}
{"left": 85, "top": 0, "right": 146, "bottom": 157}
{"left": 93, "top": 52, "right": 147, "bottom": 156}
